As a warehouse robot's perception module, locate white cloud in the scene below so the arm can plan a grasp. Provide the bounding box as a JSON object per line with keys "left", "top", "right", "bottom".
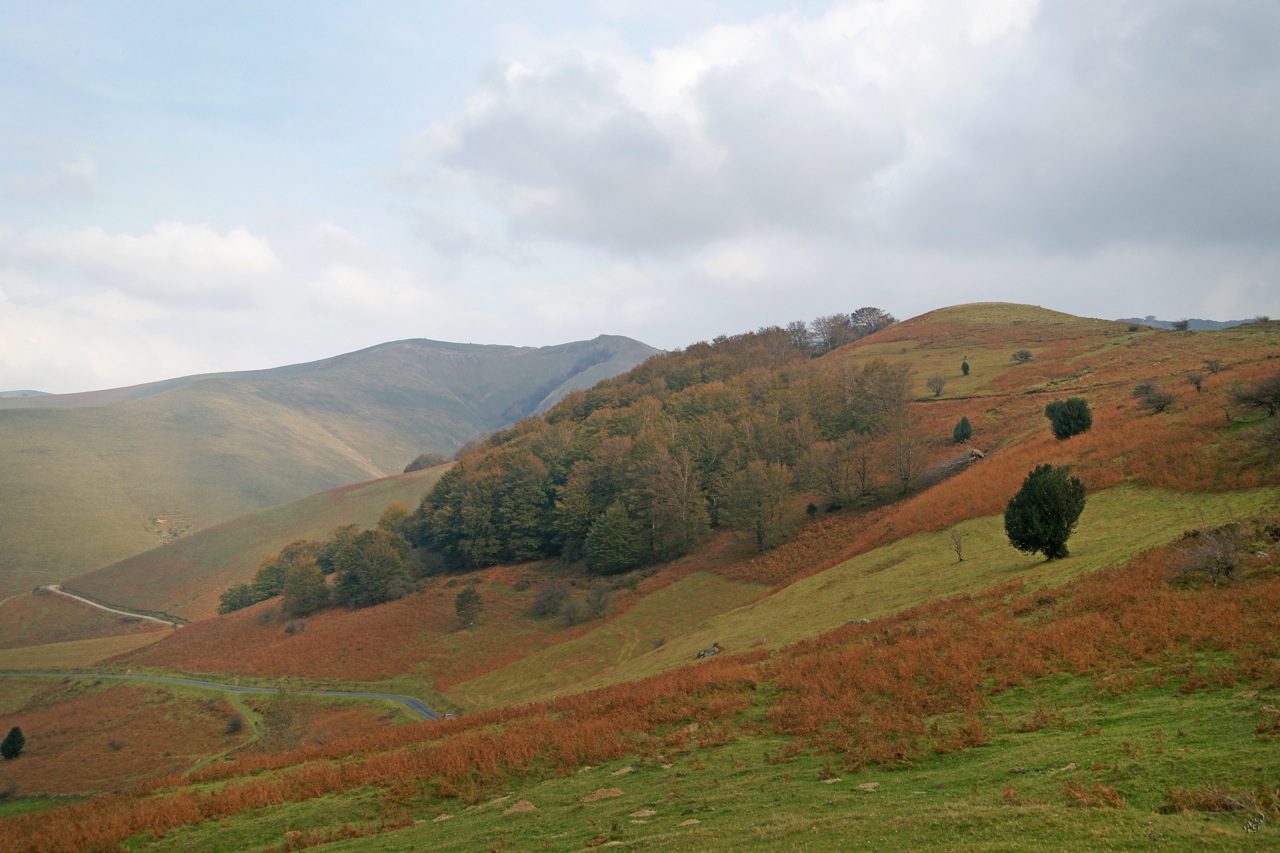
{"left": 26, "top": 221, "right": 282, "bottom": 305}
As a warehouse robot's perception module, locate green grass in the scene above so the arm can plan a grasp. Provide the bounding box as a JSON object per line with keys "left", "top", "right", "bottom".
{"left": 449, "top": 485, "right": 1280, "bottom": 710}
{"left": 127, "top": 672, "right": 1280, "bottom": 852}
{"left": 0, "top": 336, "right": 658, "bottom": 597}
{"left": 0, "top": 633, "right": 168, "bottom": 670}
{"left": 448, "top": 571, "right": 765, "bottom": 710}
{"left": 67, "top": 467, "right": 447, "bottom": 622}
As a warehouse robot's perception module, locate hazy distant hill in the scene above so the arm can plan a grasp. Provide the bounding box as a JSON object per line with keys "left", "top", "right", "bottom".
{"left": 1117, "top": 316, "right": 1249, "bottom": 331}
{"left": 0, "top": 335, "right": 659, "bottom": 596}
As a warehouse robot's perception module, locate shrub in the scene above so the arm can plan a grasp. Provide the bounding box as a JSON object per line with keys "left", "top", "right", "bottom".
{"left": 1132, "top": 382, "right": 1175, "bottom": 413}
{"left": 454, "top": 587, "right": 483, "bottom": 627}
{"left": 1170, "top": 526, "right": 1241, "bottom": 587}
{"left": 404, "top": 451, "right": 449, "bottom": 473}
{"left": 1203, "top": 358, "right": 1223, "bottom": 374}
{"left": 1044, "top": 398, "right": 1092, "bottom": 440}
{"left": 1004, "top": 465, "right": 1087, "bottom": 561}
{"left": 585, "top": 581, "right": 613, "bottom": 620}
{"left": 926, "top": 375, "right": 947, "bottom": 397}
{"left": 531, "top": 581, "right": 571, "bottom": 617}
{"left": 225, "top": 715, "right": 245, "bottom": 735}
{"left": 961, "top": 360, "right": 970, "bottom": 376}
{"left": 1184, "top": 372, "right": 1205, "bottom": 393}
{"left": 1229, "top": 370, "right": 1280, "bottom": 417}
{"left": 1, "top": 727, "right": 24, "bottom": 760}
{"left": 953, "top": 416, "right": 973, "bottom": 444}
{"left": 1011, "top": 349, "right": 1033, "bottom": 364}
{"left": 1171, "top": 319, "right": 1191, "bottom": 331}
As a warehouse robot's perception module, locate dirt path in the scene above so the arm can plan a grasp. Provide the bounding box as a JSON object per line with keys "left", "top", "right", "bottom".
{"left": 41, "top": 584, "right": 183, "bottom": 628}
{"left": 0, "top": 671, "right": 441, "bottom": 719}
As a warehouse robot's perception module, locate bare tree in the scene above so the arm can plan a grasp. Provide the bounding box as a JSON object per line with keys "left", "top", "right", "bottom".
{"left": 926, "top": 375, "right": 947, "bottom": 397}
{"left": 1203, "top": 358, "right": 1223, "bottom": 374}
{"left": 1171, "top": 526, "right": 1241, "bottom": 587}
{"left": 1229, "top": 371, "right": 1280, "bottom": 417}
{"left": 1011, "top": 349, "right": 1033, "bottom": 364}
{"left": 1184, "top": 372, "right": 1205, "bottom": 393}
{"left": 949, "top": 529, "right": 965, "bottom": 562}
{"left": 889, "top": 414, "right": 928, "bottom": 495}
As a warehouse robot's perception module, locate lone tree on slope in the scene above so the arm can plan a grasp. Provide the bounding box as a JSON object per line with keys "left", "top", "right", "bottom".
{"left": 1004, "top": 464, "right": 1087, "bottom": 561}
{"left": 454, "top": 587, "right": 483, "bottom": 627}
{"left": 1, "top": 727, "right": 24, "bottom": 760}
{"left": 1044, "top": 398, "right": 1093, "bottom": 440}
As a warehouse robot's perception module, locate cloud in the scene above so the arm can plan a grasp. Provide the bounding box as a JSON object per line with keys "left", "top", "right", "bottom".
{"left": 23, "top": 221, "right": 282, "bottom": 305}
{"left": 406, "top": 0, "right": 1280, "bottom": 265}
{"left": 3, "top": 154, "right": 99, "bottom": 200}
{"left": 407, "top": 1, "right": 1037, "bottom": 254}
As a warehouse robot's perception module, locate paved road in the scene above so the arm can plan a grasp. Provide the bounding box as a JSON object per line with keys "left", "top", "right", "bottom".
{"left": 0, "top": 671, "right": 441, "bottom": 720}
{"left": 42, "top": 585, "right": 183, "bottom": 628}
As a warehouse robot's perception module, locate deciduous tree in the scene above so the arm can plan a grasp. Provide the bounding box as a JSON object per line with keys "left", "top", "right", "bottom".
{"left": 454, "top": 587, "right": 482, "bottom": 627}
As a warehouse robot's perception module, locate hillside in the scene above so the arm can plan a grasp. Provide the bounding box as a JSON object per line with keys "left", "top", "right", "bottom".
{"left": 0, "top": 334, "right": 658, "bottom": 596}
{"left": 59, "top": 464, "right": 450, "bottom": 624}
{"left": 2, "top": 303, "right": 1278, "bottom": 850}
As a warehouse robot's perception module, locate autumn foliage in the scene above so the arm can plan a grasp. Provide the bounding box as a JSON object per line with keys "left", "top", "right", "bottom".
{"left": 8, "top": 516, "right": 1280, "bottom": 852}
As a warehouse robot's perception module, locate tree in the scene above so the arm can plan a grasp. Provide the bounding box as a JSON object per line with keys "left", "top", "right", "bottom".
{"left": 1171, "top": 319, "right": 1191, "bottom": 331}
{"left": 282, "top": 558, "right": 329, "bottom": 617}
{"left": 1011, "top": 349, "right": 1033, "bottom": 364}
{"left": 953, "top": 416, "right": 973, "bottom": 444}
{"left": 848, "top": 306, "right": 897, "bottom": 338}
{"left": 404, "top": 451, "right": 449, "bottom": 473}
{"left": 961, "top": 360, "right": 970, "bottom": 376}
{"left": 1044, "top": 398, "right": 1093, "bottom": 440}
{"left": 1184, "top": 372, "right": 1205, "bottom": 393}
{"left": 531, "top": 580, "right": 571, "bottom": 617}
{"left": 332, "top": 529, "right": 412, "bottom": 609}
{"left": 926, "top": 375, "right": 947, "bottom": 397}
{"left": 889, "top": 414, "right": 928, "bottom": 495}
{"left": 1004, "top": 464, "right": 1087, "bottom": 561}
{"left": 1229, "top": 371, "right": 1280, "bottom": 417}
{"left": 721, "top": 460, "right": 795, "bottom": 551}
{"left": 1203, "top": 358, "right": 1223, "bottom": 374}
{"left": 1, "top": 727, "right": 23, "bottom": 760}
{"left": 454, "top": 587, "right": 483, "bottom": 627}
{"left": 585, "top": 580, "right": 613, "bottom": 619}
{"left": 217, "top": 583, "right": 256, "bottom": 615}
{"left": 585, "top": 502, "right": 645, "bottom": 575}
{"left": 1132, "top": 382, "right": 1175, "bottom": 413}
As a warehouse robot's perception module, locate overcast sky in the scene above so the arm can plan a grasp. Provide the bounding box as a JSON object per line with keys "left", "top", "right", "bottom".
{"left": 2, "top": 0, "right": 1277, "bottom": 393}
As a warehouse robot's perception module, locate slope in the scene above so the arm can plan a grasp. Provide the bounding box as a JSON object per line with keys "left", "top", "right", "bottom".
{"left": 64, "top": 465, "right": 449, "bottom": 623}
{"left": 0, "top": 334, "right": 659, "bottom": 595}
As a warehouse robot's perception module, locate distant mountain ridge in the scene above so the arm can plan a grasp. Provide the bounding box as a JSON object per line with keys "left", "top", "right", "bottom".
{"left": 0, "top": 334, "right": 660, "bottom": 596}
{"left": 1117, "top": 316, "right": 1249, "bottom": 331}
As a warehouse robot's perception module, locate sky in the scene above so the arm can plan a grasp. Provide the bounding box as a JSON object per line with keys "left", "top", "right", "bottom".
{"left": 2, "top": 0, "right": 1278, "bottom": 393}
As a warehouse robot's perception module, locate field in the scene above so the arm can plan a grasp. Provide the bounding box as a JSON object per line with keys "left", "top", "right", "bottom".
{"left": 2, "top": 304, "right": 1278, "bottom": 850}
{"left": 4, "top": 524, "right": 1279, "bottom": 850}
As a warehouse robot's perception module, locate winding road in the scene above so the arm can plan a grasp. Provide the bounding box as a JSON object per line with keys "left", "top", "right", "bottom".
{"left": 40, "top": 585, "right": 184, "bottom": 628}
{"left": 0, "top": 672, "right": 441, "bottom": 719}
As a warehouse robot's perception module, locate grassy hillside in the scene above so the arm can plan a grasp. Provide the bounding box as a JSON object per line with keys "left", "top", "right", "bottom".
{"left": 66, "top": 465, "right": 449, "bottom": 622}
{"left": 0, "top": 335, "right": 658, "bottom": 595}
{"left": 0, "top": 590, "right": 166, "bottom": 650}
{"left": 5, "top": 526, "right": 1279, "bottom": 850}
{"left": 3, "top": 304, "right": 1278, "bottom": 850}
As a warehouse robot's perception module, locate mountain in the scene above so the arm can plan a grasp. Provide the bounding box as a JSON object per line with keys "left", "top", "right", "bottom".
{"left": 1117, "top": 316, "right": 1250, "bottom": 330}
{"left": 0, "top": 334, "right": 659, "bottom": 596}
{"left": 0, "top": 390, "right": 49, "bottom": 398}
